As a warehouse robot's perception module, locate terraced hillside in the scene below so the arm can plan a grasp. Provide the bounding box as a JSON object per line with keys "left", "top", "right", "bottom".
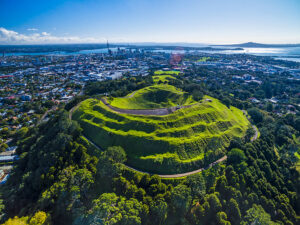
{"left": 72, "top": 86, "right": 250, "bottom": 174}
{"left": 107, "top": 84, "right": 196, "bottom": 109}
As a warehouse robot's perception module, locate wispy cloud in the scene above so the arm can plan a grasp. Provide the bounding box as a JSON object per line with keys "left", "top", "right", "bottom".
{"left": 27, "top": 28, "right": 38, "bottom": 31}
{"left": 0, "top": 27, "right": 106, "bottom": 44}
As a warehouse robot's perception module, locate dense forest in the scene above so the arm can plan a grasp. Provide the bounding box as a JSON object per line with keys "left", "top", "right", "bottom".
{"left": 0, "top": 75, "right": 299, "bottom": 225}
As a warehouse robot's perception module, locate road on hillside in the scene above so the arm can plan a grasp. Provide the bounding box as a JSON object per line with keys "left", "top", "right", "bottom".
{"left": 251, "top": 125, "right": 259, "bottom": 142}
{"left": 0, "top": 165, "right": 13, "bottom": 171}
{"left": 67, "top": 101, "right": 252, "bottom": 178}
{"left": 242, "top": 110, "right": 259, "bottom": 142}
{"left": 69, "top": 104, "right": 81, "bottom": 120}
{"left": 81, "top": 134, "right": 227, "bottom": 178}
{"left": 38, "top": 106, "right": 57, "bottom": 125}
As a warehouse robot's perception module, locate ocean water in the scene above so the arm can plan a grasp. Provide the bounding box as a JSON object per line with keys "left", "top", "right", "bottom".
{"left": 4, "top": 48, "right": 119, "bottom": 56}
{"left": 198, "top": 47, "right": 300, "bottom": 62}
{"left": 275, "top": 57, "right": 300, "bottom": 63}
{"left": 3, "top": 46, "right": 300, "bottom": 63}
{"left": 219, "top": 47, "right": 300, "bottom": 56}
{"left": 221, "top": 47, "right": 300, "bottom": 60}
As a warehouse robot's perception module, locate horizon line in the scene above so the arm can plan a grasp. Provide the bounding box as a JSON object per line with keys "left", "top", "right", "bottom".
{"left": 1, "top": 41, "right": 300, "bottom": 46}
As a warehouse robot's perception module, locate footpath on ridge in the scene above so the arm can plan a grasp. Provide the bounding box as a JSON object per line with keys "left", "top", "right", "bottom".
{"left": 101, "top": 97, "right": 198, "bottom": 116}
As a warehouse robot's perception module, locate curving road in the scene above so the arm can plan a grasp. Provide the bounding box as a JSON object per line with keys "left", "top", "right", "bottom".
{"left": 80, "top": 134, "right": 227, "bottom": 178}
{"left": 242, "top": 110, "right": 259, "bottom": 142}
{"left": 251, "top": 125, "right": 259, "bottom": 142}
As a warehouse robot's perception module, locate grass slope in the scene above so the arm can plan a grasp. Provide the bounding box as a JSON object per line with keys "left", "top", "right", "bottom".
{"left": 108, "top": 84, "right": 196, "bottom": 109}
{"left": 197, "top": 57, "right": 210, "bottom": 62}
{"left": 73, "top": 90, "right": 250, "bottom": 174}
{"left": 154, "top": 70, "right": 180, "bottom": 75}
{"left": 153, "top": 75, "right": 176, "bottom": 84}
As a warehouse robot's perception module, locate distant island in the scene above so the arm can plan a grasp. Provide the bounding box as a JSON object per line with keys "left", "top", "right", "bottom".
{"left": 211, "top": 42, "right": 300, "bottom": 48}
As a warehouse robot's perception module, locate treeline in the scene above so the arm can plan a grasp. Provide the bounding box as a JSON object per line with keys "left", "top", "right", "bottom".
{"left": 0, "top": 74, "right": 299, "bottom": 224}
{"left": 1, "top": 111, "right": 98, "bottom": 224}
{"left": 84, "top": 75, "right": 154, "bottom": 97}
{"left": 0, "top": 105, "right": 298, "bottom": 225}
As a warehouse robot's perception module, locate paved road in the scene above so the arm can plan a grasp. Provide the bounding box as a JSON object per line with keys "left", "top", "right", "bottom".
{"left": 155, "top": 156, "right": 227, "bottom": 178}
{"left": 0, "top": 165, "right": 13, "bottom": 171}
{"left": 0, "top": 151, "right": 15, "bottom": 156}
{"left": 38, "top": 106, "right": 57, "bottom": 125}
{"left": 68, "top": 85, "right": 85, "bottom": 120}
{"left": 242, "top": 110, "right": 259, "bottom": 142}
{"left": 251, "top": 125, "right": 259, "bottom": 142}
{"left": 69, "top": 104, "right": 81, "bottom": 120}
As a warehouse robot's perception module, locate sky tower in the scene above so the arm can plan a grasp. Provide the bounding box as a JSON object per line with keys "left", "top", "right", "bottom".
{"left": 107, "top": 40, "right": 112, "bottom": 55}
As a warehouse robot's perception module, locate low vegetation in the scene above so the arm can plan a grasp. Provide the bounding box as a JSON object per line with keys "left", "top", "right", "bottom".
{"left": 108, "top": 84, "right": 196, "bottom": 109}
{"left": 154, "top": 70, "right": 181, "bottom": 75}
{"left": 1, "top": 72, "right": 298, "bottom": 225}
{"left": 73, "top": 84, "right": 250, "bottom": 174}
{"left": 153, "top": 75, "right": 176, "bottom": 84}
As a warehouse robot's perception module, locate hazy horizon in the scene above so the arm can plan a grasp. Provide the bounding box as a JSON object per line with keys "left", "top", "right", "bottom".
{"left": 1, "top": 41, "right": 300, "bottom": 47}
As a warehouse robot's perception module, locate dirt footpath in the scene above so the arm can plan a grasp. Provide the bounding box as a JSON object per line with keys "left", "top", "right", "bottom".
{"left": 101, "top": 98, "right": 197, "bottom": 116}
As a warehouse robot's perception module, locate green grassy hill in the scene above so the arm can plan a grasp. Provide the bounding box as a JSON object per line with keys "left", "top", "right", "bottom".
{"left": 73, "top": 85, "right": 250, "bottom": 174}
{"left": 154, "top": 70, "right": 180, "bottom": 75}
{"left": 153, "top": 74, "right": 176, "bottom": 84}
{"left": 108, "top": 84, "right": 196, "bottom": 109}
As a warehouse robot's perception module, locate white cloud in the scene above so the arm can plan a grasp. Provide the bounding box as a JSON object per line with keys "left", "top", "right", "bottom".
{"left": 0, "top": 27, "right": 105, "bottom": 44}
{"left": 27, "top": 28, "right": 38, "bottom": 31}
{"left": 41, "top": 32, "right": 50, "bottom": 36}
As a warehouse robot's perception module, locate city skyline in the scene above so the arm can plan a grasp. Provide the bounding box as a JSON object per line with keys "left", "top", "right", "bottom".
{"left": 0, "top": 0, "right": 300, "bottom": 44}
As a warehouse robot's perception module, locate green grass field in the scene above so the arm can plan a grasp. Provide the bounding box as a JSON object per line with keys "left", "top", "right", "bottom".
{"left": 154, "top": 70, "right": 181, "bottom": 75}
{"left": 153, "top": 75, "right": 176, "bottom": 84}
{"left": 73, "top": 85, "right": 250, "bottom": 174}
{"left": 108, "top": 84, "right": 196, "bottom": 109}
{"left": 197, "top": 57, "right": 211, "bottom": 62}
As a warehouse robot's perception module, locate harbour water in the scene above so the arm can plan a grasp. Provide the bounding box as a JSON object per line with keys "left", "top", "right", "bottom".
{"left": 3, "top": 46, "right": 300, "bottom": 63}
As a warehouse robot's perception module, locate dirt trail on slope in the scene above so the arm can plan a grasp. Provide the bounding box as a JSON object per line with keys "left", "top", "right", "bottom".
{"left": 118, "top": 90, "right": 137, "bottom": 99}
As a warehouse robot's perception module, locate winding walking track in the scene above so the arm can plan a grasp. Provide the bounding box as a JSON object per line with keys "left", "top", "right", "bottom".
{"left": 69, "top": 98, "right": 258, "bottom": 178}
{"left": 101, "top": 97, "right": 198, "bottom": 116}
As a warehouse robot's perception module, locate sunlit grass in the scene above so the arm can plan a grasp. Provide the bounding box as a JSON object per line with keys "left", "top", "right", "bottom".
{"left": 108, "top": 84, "right": 196, "bottom": 109}
{"left": 153, "top": 75, "right": 175, "bottom": 84}
{"left": 154, "top": 70, "right": 181, "bottom": 75}
{"left": 73, "top": 88, "right": 250, "bottom": 174}
{"left": 197, "top": 57, "right": 211, "bottom": 62}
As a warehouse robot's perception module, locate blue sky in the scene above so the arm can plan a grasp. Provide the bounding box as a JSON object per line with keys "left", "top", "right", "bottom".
{"left": 0, "top": 0, "right": 299, "bottom": 44}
